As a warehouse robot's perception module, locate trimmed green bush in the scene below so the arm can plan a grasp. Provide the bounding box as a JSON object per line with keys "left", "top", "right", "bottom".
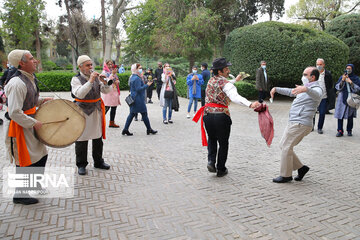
{"left": 42, "top": 61, "right": 58, "bottom": 71}
{"left": 326, "top": 14, "right": 360, "bottom": 75}
{"left": 36, "top": 71, "right": 131, "bottom": 92}
{"left": 224, "top": 21, "right": 349, "bottom": 87}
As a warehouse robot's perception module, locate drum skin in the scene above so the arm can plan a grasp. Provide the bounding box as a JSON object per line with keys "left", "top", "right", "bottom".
{"left": 35, "top": 99, "right": 85, "bottom": 148}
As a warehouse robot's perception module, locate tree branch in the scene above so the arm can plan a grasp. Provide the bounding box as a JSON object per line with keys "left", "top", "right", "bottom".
{"left": 344, "top": 1, "right": 360, "bottom": 14}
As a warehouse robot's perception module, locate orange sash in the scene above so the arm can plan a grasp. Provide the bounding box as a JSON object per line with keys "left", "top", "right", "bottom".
{"left": 8, "top": 107, "right": 36, "bottom": 167}
{"left": 75, "top": 98, "right": 106, "bottom": 139}
{"left": 192, "top": 103, "right": 228, "bottom": 146}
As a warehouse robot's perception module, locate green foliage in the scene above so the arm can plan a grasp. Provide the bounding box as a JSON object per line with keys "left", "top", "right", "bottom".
{"left": 175, "top": 77, "right": 187, "bottom": 98}
{"left": 42, "top": 61, "right": 58, "bottom": 71}
{"left": 326, "top": 14, "right": 360, "bottom": 75}
{"left": 36, "top": 72, "right": 131, "bottom": 92}
{"left": 0, "top": 0, "right": 45, "bottom": 49}
{"left": 224, "top": 21, "right": 349, "bottom": 87}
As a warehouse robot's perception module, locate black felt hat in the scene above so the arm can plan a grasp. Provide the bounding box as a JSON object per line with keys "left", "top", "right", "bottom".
{"left": 211, "top": 58, "right": 232, "bottom": 70}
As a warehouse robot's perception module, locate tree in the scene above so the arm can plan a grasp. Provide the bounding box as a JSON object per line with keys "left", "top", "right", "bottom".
{"left": 287, "top": 0, "right": 360, "bottom": 30}
{"left": 1, "top": 0, "right": 46, "bottom": 71}
{"left": 125, "top": 0, "right": 219, "bottom": 71}
{"left": 258, "top": 0, "right": 285, "bottom": 21}
{"left": 103, "top": 0, "right": 139, "bottom": 61}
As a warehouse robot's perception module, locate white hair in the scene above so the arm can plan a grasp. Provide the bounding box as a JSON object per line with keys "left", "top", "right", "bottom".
{"left": 316, "top": 58, "right": 325, "bottom": 64}
{"left": 20, "top": 50, "right": 31, "bottom": 62}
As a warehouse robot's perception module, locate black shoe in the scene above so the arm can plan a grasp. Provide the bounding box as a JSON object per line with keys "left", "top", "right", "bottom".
{"left": 294, "top": 165, "right": 310, "bottom": 181}
{"left": 147, "top": 129, "right": 158, "bottom": 135}
{"left": 217, "top": 168, "right": 228, "bottom": 177}
{"left": 148, "top": 100, "right": 153, "bottom": 104}
{"left": 134, "top": 118, "right": 138, "bottom": 121}
{"left": 336, "top": 130, "right": 343, "bottom": 137}
{"left": 163, "top": 120, "right": 168, "bottom": 124}
{"left": 207, "top": 162, "right": 216, "bottom": 173}
{"left": 122, "top": 129, "right": 133, "bottom": 136}
{"left": 168, "top": 120, "right": 173, "bottom": 124}
{"left": 272, "top": 176, "right": 293, "bottom": 183}
{"left": 78, "top": 167, "right": 86, "bottom": 175}
{"left": 13, "top": 196, "right": 39, "bottom": 205}
{"left": 317, "top": 129, "right": 323, "bottom": 134}
{"left": 325, "top": 111, "right": 332, "bottom": 115}
{"left": 347, "top": 131, "right": 352, "bottom": 136}
{"left": 94, "top": 162, "right": 110, "bottom": 170}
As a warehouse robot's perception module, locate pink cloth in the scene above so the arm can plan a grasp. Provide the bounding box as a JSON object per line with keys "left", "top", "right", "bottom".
{"left": 254, "top": 104, "right": 274, "bottom": 147}
{"left": 101, "top": 74, "right": 121, "bottom": 107}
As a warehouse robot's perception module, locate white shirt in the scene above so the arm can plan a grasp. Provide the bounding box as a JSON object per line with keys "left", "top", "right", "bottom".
{"left": 318, "top": 71, "right": 327, "bottom": 99}
{"left": 223, "top": 79, "right": 252, "bottom": 107}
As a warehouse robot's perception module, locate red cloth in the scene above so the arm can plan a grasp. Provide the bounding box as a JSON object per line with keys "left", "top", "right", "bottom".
{"left": 192, "top": 103, "right": 228, "bottom": 146}
{"left": 254, "top": 104, "right": 274, "bottom": 147}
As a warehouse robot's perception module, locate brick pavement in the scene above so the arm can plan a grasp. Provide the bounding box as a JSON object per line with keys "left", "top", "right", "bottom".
{"left": 0, "top": 91, "right": 359, "bottom": 239}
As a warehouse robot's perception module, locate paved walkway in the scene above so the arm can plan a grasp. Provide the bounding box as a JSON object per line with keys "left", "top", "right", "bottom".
{"left": 0, "top": 91, "right": 359, "bottom": 240}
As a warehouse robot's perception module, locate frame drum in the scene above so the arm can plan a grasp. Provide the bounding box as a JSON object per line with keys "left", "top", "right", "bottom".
{"left": 35, "top": 99, "right": 85, "bottom": 148}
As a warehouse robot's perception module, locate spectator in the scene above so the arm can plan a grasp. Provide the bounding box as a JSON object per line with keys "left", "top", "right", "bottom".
{"left": 122, "top": 63, "right": 157, "bottom": 136}
{"left": 256, "top": 60, "right": 272, "bottom": 102}
{"left": 334, "top": 64, "right": 360, "bottom": 137}
{"left": 118, "top": 64, "right": 125, "bottom": 74}
{"left": 160, "top": 63, "right": 176, "bottom": 124}
{"left": 145, "top": 68, "right": 155, "bottom": 103}
{"left": 200, "top": 63, "right": 210, "bottom": 106}
{"left": 186, "top": 66, "right": 204, "bottom": 118}
{"left": 154, "top": 62, "right": 163, "bottom": 99}
{"left": 313, "top": 58, "right": 333, "bottom": 134}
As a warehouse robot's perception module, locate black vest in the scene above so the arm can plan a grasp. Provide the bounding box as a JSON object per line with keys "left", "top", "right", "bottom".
{"left": 74, "top": 74, "right": 101, "bottom": 116}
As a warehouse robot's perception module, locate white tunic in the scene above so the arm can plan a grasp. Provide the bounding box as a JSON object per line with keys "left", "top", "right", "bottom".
{"left": 71, "top": 72, "right": 111, "bottom": 141}
{"left": 4, "top": 70, "right": 47, "bottom": 165}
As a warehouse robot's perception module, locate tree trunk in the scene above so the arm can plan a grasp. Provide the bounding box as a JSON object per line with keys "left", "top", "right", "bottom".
{"left": 35, "top": 28, "right": 42, "bottom": 72}
{"left": 101, "top": 0, "right": 106, "bottom": 58}
{"left": 65, "top": 0, "right": 77, "bottom": 72}
{"left": 115, "top": 40, "right": 121, "bottom": 63}
{"left": 189, "top": 56, "right": 195, "bottom": 73}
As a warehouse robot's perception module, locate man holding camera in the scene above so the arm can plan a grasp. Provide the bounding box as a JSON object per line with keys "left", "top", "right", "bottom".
{"left": 71, "top": 55, "right": 112, "bottom": 175}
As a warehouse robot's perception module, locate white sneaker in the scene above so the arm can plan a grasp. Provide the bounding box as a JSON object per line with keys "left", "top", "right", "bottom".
{"left": 187, "top": 113, "right": 190, "bottom": 119}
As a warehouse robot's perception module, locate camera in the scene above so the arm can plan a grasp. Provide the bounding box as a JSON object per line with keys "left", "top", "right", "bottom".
{"left": 344, "top": 70, "right": 348, "bottom": 76}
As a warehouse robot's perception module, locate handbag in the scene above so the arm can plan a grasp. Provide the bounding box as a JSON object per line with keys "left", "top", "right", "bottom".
{"left": 164, "top": 77, "right": 174, "bottom": 99}
{"left": 346, "top": 82, "right": 360, "bottom": 109}
{"left": 125, "top": 94, "right": 135, "bottom": 106}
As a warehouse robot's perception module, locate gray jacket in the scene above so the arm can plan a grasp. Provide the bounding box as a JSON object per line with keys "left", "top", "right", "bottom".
{"left": 276, "top": 81, "right": 323, "bottom": 127}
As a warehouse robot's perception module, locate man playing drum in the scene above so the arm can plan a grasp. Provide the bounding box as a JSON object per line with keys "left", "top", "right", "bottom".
{"left": 71, "top": 55, "right": 112, "bottom": 175}
{"left": 4, "top": 49, "right": 52, "bottom": 205}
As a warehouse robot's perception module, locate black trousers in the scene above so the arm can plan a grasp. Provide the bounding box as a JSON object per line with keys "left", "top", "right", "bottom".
{"left": 156, "top": 83, "right": 162, "bottom": 99}
{"left": 201, "top": 89, "right": 206, "bottom": 107}
{"left": 105, "top": 106, "right": 117, "bottom": 121}
{"left": 147, "top": 84, "right": 154, "bottom": 100}
{"left": 258, "top": 90, "right": 270, "bottom": 102}
{"left": 15, "top": 155, "right": 48, "bottom": 195}
{"left": 75, "top": 138, "right": 104, "bottom": 168}
{"left": 203, "top": 113, "right": 232, "bottom": 171}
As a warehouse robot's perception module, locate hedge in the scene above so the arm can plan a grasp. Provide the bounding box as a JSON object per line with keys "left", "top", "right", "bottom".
{"left": 35, "top": 72, "right": 131, "bottom": 92}
{"left": 224, "top": 21, "right": 350, "bottom": 87}
{"left": 326, "top": 14, "right": 360, "bottom": 75}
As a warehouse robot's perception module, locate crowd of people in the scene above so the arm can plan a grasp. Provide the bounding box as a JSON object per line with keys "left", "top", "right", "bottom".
{"left": 1, "top": 48, "right": 360, "bottom": 205}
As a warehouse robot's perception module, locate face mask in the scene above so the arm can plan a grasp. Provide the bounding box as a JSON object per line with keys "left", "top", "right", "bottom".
{"left": 261, "top": 65, "right": 266, "bottom": 69}
{"left": 317, "top": 65, "right": 323, "bottom": 71}
{"left": 301, "top": 76, "right": 309, "bottom": 85}
{"left": 138, "top": 69, "right": 143, "bottom": 74}
{"left": 347, "top": 69, "right": 352, "bottom": 75}
{"left": 192, "top": 70, "right": 197, "bottom": 74}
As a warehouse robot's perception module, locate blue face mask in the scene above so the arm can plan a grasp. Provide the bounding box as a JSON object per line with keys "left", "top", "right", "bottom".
{"left": 192, "top": 70, "right": 197, "bottom": 74}
{"left": 138, "top": 69, "right": 143, "bottom": 74}
{"left": 261, "top": 65, "right": 266, "bottom": 69}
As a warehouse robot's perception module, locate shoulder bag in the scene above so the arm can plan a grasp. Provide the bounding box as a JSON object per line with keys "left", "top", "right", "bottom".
{"left": 346, "top": 82, "right": 360, "bottom": 109}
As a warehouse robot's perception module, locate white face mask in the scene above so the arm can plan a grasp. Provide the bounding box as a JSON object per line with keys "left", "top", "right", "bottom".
{"left": 301, "top": 76, "right": 309, "bottom": 85}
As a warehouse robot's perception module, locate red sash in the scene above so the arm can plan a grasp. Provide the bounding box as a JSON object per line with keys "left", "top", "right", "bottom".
{"left": 192, "top": 103, "right": 228, "bottom": 146}
{"left": 75, "top": 98, "right": 106, "bottom": 139}
{"left": 8, "top": 107, "right": 36, "bottom": 167}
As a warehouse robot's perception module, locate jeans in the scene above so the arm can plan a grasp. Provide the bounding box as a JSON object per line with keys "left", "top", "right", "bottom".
{"left": 317, "top": 98, "right": 327, "bottom": 130}
{"left": 124, "top": 112, "right": 151, "bottom": 130}
{"left": 203, "top": 113, "right": 232, "bottom": 171}
{"left": 201, "top": 89, "right": 206, "bottom": 107}
{"left": 187, "top": 97, "right": 199, "bottom": 113}
{"left": 163, "top": 98, "right": 173, "bottom": 120}
{"left": 338, "top": 118, "right": 354, "bottom": 133}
